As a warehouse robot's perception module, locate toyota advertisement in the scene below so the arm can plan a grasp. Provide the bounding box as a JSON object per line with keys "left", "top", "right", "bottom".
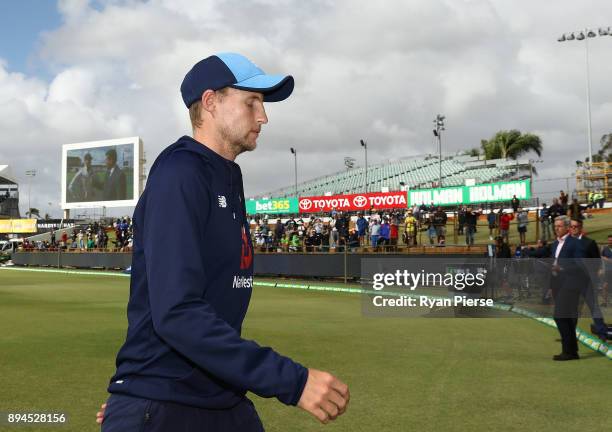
{"left": 298, "top": 191, "right": 408, "bottom": 213}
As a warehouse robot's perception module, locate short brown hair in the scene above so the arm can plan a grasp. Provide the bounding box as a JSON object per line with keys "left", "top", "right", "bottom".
{"left": 188, "top": 88, "right": 229, "bottom": 130}
{"left": 189, "top": 100, "right": 203, "bottom": 130}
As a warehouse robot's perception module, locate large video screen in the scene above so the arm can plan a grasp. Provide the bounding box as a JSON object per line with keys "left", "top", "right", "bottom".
{"left": 61, "top": 137, "right": 142, "bottom": 209}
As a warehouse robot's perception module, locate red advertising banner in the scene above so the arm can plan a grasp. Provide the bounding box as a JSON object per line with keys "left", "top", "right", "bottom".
{"left": 298, "top": 191, "right": 408, "bottom": 213}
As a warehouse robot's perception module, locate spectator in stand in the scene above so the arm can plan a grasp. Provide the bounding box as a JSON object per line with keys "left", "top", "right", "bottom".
{"left": 356, "top": 213, "right": 368, "bottom": 246}
{"left": 495, "top": 236, "right": 511, "bottom": 258}
{"left": 403, "top": 209, "right": 418, "bottom": 246}
{"left": 511, "top": 195, "right": 520, "bottom": 213}
{"left": 499, "top": 210, "right": 514, "bottom": 243}
{"left": 587, "top": 190, "right": 595, "bottom": 209}
{"left": 78, "top": 230, "right": 85, "bottom": 250}
{"left": 516, "top": 208, "right": 528, "bottom": 245}
{"left": 539, "top": 203, "right": 551, "bottom": 241}
{"left": 347, "top": 229, "right": 360, "bottom": 252}
{"left": 487, "top": 207, "right": 498, "bottom": 240}
{"left": 567, "top": 198, "right": 585, "bottom": 221}
{"left": 412, "top": 204, "right": 420, "bottom": 222}
{"left": 464, "top": 207, "right": 480, "bottom": 246}
{"left": 379, "top": 217, "right": 390, "bottom": 249}
{"left": 432, "top": 207, "right": 447, "bottom": 246}
{"left": 457, "top": 207, "right": 466, "bottom": 235}
{"left": 595, "top": 190, "right": 605, "bottom": 208}
{"left": 87, "top": 236, "right": 95, "bottom": 250}
{"left": 289, "top": 232, "right": 301, "bottom": 252}
{"left": 321, "top": 223, "right": 330, "bottom": 251}
{"left": 329, "top": 214, "right": 339, "bottom": 248}
{"left": 528, "top": 239, "right": 551, "bottom": 258}
{"left": 61, "top": 231, "right": 68, "bottom": 250}
{"left": 274, "top": 219, "right": 284, "bottom": 248}
{"left": 425, "top": 215, "right": 436, "bottom": 245}
{"left": 559, "top": 190, "right": 569, "bottom": 213}
{"left": 548, "top": 198, "right": 563, "bottom": 223}
{"left": 336, "top": 211, "right": 350, "bottom": 246}
{"left": 370, "top": 219, "right": 381, "bottom": 250}
{"left": 389, "top": 215, "right": 399, "bottom": 251}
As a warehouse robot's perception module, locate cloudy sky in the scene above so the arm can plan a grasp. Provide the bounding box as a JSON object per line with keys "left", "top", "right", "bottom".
{"left": 1, "top": 0, "right": 611, "bottom": 217}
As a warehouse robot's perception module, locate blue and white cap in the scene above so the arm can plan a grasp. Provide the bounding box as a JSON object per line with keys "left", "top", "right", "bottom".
{"left": 180, "top": 52, "right": 294, "bottom": 107}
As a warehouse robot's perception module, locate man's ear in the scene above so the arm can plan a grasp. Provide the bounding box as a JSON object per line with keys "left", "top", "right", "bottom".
{"left": 201, "top": 89, "right": 217, "bottom": 115}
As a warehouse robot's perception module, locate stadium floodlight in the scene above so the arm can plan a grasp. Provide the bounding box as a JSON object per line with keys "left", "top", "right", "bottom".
{"left": 567, "top": 33, "right": 576, "bottom": 40}
{"left": 576, "top": 31, "right": 585, "bottom": 40}
{"left": 587, "top": 30, "right": 596, "bottom": 38}
{"left": 558, "top": 34, "right": 566, "bottom": 42}
{"left": 344, "top": 156, "right": 356, "bottom": 170}
{"left": 598, "top": 27, "right": 609, "bottom": 36}
{"left": 25, "top": 169, "right": 37, "bottom": 218}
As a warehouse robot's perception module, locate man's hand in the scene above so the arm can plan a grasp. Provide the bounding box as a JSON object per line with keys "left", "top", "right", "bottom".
{"left": 96, "top": 403, "right": 106, "bottom": 425}
{"left": 298, "top": 368, "right": 350, "bottom": 424}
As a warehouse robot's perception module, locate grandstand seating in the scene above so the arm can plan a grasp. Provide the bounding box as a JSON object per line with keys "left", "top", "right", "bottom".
{"left": 256, "top": 155, "right": 529, "bottom": 199}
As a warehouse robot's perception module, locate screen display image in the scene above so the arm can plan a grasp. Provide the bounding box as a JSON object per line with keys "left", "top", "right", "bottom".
{"left": 61, "top": 137, "right": 142, "bottom": 209}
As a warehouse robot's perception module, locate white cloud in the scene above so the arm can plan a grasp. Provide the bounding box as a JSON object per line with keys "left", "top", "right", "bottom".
{"left": 2, "top": 0, "right": 612, "bottom": 217}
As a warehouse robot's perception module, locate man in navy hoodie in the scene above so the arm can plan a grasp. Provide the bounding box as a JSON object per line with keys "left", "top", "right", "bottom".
{"left": 98, "top": 53, "right": 349, "bottom": 431}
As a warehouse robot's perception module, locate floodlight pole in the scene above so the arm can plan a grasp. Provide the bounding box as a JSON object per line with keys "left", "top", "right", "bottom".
{"left": 360, "top": 139, "right": 368, "bottom": 193}
{"left": 558, "top": 26, "right": 611, "bottom": 166}
{"left": 25, "top": 169, "right": 36, "bottom": 217}
{"left": 290, "top": 147, "right": 297, "bottom": 197}
{"left": 433, "top": 115, "right": 445, "bottom": 188}
{"left": 584, "top": 35, "right": 593, "bottom": 166}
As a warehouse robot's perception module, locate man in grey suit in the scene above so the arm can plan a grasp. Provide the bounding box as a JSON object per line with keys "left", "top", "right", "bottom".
{"left": 102, "top": 148, "right": 127, "bottom": 201}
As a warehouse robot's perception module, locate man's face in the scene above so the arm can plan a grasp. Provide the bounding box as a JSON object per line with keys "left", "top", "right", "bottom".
{"left": 554, "top": 221, "right": 568, "bottom": 238}
{"left": 569, "top": 221, "right": 582, "bottom": 237}
{"left": 608, "top": 236, "right": 612, "bottom": 246}
{"left": 215, "top": 88, "right": 268, "bottom": 155}
{"left": 105, "top": 156, "right": 114, "bottom": 169}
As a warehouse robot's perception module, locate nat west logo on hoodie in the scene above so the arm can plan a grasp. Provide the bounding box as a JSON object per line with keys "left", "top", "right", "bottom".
{"left": 240, "top": 226, "right": 253, "bottom": 270}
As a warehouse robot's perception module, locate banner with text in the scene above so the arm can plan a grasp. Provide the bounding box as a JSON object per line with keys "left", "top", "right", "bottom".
{"left": 246, "top": 198, "right": 299, "bottom": 214}
{"left": 408, "top": 179, "right": 530, "bottom": 207}
{"left": 0, "top": 219, "right": 37, "bottom": 234}
{"left": 298, "top": 191, "right": 408, "bottom": 213}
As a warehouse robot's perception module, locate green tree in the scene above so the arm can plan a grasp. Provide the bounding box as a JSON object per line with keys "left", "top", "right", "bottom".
{"left": 592, "top": 133, "right": 612, "bottom": 163}
{"left": 26, "top": 208, "right": 40, "bottom": 218}
{"left": 480, "top": 130, "right": 543, "bottom": 160}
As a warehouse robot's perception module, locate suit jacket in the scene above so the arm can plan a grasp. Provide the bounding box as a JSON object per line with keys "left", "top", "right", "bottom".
{"left": 578, "top": 235, "right": 600, "bottom": 259}
{"left": 103, "top": 165, "right": 127, "bottom": 201}
{"left": 550, "top": 235, "right": 587, "bottom": 318}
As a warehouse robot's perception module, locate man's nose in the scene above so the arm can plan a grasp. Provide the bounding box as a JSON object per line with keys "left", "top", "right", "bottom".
{"left": 257, "top": 104, "right": 268, "bottom": 125}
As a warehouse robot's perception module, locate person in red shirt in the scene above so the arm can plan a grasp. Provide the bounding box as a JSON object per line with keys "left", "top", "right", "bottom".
{"left": 389, "top": 215, "right": 399, "bottom": 251}
{"left": 499, "top": 210, "right": 514, "bottom": 242}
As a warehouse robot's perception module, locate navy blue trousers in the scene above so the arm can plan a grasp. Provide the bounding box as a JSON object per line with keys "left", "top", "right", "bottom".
{"left": 101, "top": 394, "right": 265, "bottom": 432}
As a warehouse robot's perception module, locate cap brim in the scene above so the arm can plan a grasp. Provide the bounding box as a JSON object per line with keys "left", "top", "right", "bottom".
{"left": 231, "top": 74, "right": 294, "bottom": 102}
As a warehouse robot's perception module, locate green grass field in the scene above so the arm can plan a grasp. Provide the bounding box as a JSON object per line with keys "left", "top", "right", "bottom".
{"left": 1, "top": 269, "right": 610, "bottom": 432}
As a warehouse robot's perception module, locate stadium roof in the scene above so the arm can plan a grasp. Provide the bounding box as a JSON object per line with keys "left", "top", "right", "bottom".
{"left": 253, "top": 155, "right": 531, "bottom": 199}
{"left": 0, "top": 165, "right": 19, "bottom": 185}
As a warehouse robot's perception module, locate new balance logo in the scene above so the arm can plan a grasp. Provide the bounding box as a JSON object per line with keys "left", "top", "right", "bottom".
{"left": 218, "top": 195, "right": 227, "bottom": 208}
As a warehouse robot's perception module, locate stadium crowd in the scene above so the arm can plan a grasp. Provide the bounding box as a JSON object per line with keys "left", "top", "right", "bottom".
{"left": 21, "top": 218, "right": 133, "bottom": 252}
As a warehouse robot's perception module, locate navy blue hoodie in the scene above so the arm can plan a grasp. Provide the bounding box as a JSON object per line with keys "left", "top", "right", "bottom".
{"left": 108, "top": 136, "right": 308, "bottom": 409}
